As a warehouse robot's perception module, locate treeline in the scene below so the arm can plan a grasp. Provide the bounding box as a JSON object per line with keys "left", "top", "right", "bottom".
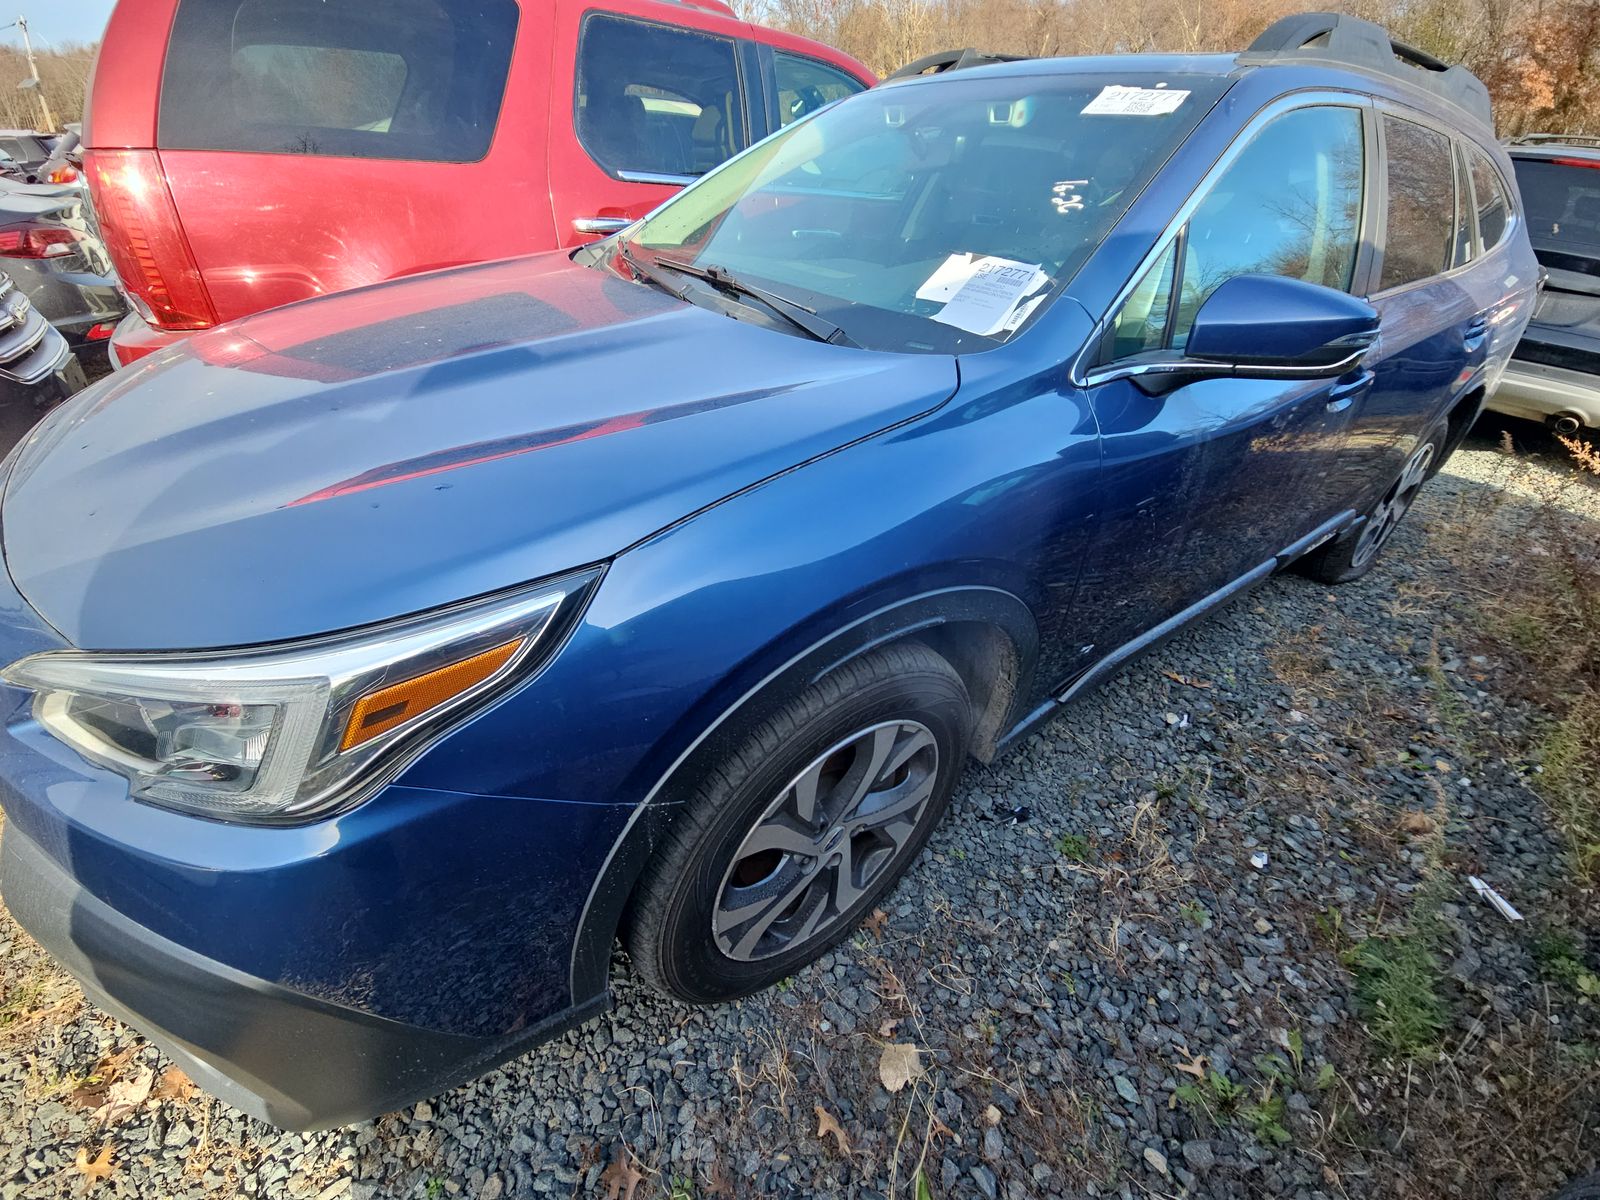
{"left": 737, "top": 0, "right": 1600, "bottom": 135}
{"left": 0, "top": 43, "right": 94, "bottom": 132}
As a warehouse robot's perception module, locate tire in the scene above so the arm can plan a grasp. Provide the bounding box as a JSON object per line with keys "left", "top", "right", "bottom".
{"left": 625, "top": 642, "right": 972, "bottom": 1004}
{"left": 1296, "top": 423, "right": 1445, "bottom": 585}
{"left": 1549, "top": 1176, "right": 1600, "bottom": 1200}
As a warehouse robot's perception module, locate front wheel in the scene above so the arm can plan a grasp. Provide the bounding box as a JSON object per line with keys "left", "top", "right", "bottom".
{"left": 625, "top": 643, "right": 972, "bottom": 1004}
{"left": 1296, "top": 428, "right": 1442, "bottom": 585}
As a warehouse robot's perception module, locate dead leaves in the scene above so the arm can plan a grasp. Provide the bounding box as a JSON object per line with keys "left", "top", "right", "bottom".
{"left": 1399, "top": 811, "right": 1435, "bottom": 835}
{"left": 599, "top": 1145, "right": 645, "bottom": 1200}
{"left": 1163, "top": 670, "right": 1213, "bottom": 690}
{"left": 91, "top": 1065, "right": 154, "bottom": 1126}
{"left": 1175, "top": 1049, "right": 1209, "bottom": 1079}
{"left": 877, "top": 1041, "right": 925, "bottom": 1093}
{"left": 863, "top": 908, "right": 889, "bottom": 939}
{"left": 814, "top": 1103, "right": 851, "bottom": 1154}
{"left": 151, "top": 1066, "right": 199, "bottom": 1103}
{"left": 72, "top": 1145, "right": 114, "bottom": 1190}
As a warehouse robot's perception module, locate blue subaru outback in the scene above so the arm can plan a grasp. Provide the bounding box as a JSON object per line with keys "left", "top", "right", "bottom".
{"left": 0, "top": 13, "right": 1536, "bottom": 1127}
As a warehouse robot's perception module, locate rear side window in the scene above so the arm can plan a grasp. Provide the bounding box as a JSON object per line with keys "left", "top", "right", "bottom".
{"left": 159, "top": 0, "right": 519, "bottom": 162}
{"left": 1468, "top": 147, "right": 1511, "bottom": 252}
{"left": 774, "top": 52, "right": 865, "bottom": 127}
{"left": 1378, "top": 116, "right": 1456, "bottom": 290}
{"left": 576, "top": 14, "right": 744, "bottom": 180}
{"left": 1511, "top": 155, "right": 1600, "bottom": 264}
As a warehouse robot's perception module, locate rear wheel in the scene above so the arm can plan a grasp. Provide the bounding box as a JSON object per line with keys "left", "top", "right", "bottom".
{"left": 625, "top": 643, "right": 972, "bottom": 1003}
{"left": 1296, "top": 427, "right": 1442, "bottom": 584}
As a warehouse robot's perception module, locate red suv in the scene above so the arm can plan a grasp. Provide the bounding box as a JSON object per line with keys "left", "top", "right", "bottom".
{"left": 85, "top": 0, "right": 874, "bottom": 367}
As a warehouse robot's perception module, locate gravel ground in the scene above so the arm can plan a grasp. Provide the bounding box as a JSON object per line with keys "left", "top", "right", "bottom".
{"left": 3, "top": 425, "right": 1598, "bottom": 1200}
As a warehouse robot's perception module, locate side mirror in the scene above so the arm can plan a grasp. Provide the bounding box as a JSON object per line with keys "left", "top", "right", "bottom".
{"left": 1090, "top": 274, "right": 1380, "bottom": 396}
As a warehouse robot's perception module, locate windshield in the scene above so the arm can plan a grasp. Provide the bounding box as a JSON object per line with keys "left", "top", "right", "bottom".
{"left": 617, "top": 71, "right": 1226, "bottom": 353}
{"left": 1513, "top": 156, "right": 1600, "bottom": 267}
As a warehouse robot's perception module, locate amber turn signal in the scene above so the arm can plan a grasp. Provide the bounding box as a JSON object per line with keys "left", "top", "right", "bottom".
{"left": 340, "top": 639, "right": 524, "bottom": 752}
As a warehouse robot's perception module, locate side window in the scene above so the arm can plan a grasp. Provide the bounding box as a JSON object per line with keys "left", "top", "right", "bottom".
{"left": 576, "top": 15, "right": 745, "bottom": 179}
{"left": 159, "top": 0, "right": 520, "bottom": 162}
{"left": 1378, "top": 116, "right": 1456, "bottom": 290}
{"left": 1468, "top": 146, "right": 1511, "bottom": 252}
{"left": 774, "top": 52, "right": 865, "bottom": 127}
{"left": 1111, "top": 105, "right": 1364, "bottom": 355}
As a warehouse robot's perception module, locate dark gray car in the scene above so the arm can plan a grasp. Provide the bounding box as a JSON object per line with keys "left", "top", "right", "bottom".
{"left": 1489, "top": 136, "right": 1600, "bottom": 433}
{"left": 0, "top": 178, "right": 125, "bottom": 371}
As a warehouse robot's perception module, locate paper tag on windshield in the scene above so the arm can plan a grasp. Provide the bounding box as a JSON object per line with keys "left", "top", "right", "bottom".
{"left": 916, "top": 253, "right": 986, "bottom": 303}
{"left": 932, "top": 258, "right": 1048, "bottom": 337}
{"left": 1081, "top": 85, "right": 1190, "bottom": 116}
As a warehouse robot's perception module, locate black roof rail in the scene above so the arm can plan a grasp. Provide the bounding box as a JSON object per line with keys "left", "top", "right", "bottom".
{"left": 1237, "top": 12, "right": 1492, "bottom": 127}
{"left": 886, "top": 49, "right": 1030, "bottom": 81}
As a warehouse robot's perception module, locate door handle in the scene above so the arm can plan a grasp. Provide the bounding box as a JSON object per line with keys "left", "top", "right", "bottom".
{"left": 1463, "top": 313, "right": 1489, "bottom": 352}
{"left": 572, "top": 217, "right": 631, "bottom": 236}
{"left": 1325, "top": 369, "right": 1374, "bottom": 413}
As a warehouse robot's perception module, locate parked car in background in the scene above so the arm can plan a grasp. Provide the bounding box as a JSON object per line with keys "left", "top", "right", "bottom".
{"left": 0, "top": 14, "right": 1533, "bottom": 1130}
{"left": 84, "top": 0, "right": 875, "bottom": 368}
{"left": 0, "top": 130, "right": 56, "bottom": 184}
{"left": 37, "top": 126, "right": 84, "bottom": 189}
{"left": 0, "top": 271, "right": 86, "bottom": 453}
{"left": 0, "top": 179, "right": 125, "bottom": 370}
{"left": 1487, "top": 135, "right": 1600, "bottom": 433}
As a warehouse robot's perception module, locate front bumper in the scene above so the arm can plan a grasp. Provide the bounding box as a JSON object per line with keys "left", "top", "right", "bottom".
{"left": 1, "top": 822, "right": 607, "bottom": 1129}
{"left": 1487, "top": 358, "right": 1600, "bottom": 428}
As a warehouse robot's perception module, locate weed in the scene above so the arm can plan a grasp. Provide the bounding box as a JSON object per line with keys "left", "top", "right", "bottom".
{"left": 669, "top": 1177, "right": 695, "bottom": 1200}
{"left": 1532, "top": 931, "right": 1600, "bottom": 999}
{"left": 425, "top": 1179, "right": 445, "bottom": 1200}
{"left": 1179, "top": 899, "right": 1210, "bottom": 929}
{"left": 1344, "top": 928, "right": 1448, "bottom": 1059}
{"left": 1055, "top": 832, "right": 1093, "bottom": 863}
{"left": 1239, "top": 1091, "right": 1292, "bottom": 1147}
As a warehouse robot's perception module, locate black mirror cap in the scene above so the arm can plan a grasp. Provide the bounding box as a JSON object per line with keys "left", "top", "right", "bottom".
{"left": 1185, "top": 274, "right": 1379, "bottom": 370}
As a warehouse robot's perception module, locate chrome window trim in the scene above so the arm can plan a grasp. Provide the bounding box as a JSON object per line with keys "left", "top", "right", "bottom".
{"left": 1070, "top": 89, "right": 1375, "bottom": 388}
{"left": 617, "top": 170, "right": 699, "bottom": 186}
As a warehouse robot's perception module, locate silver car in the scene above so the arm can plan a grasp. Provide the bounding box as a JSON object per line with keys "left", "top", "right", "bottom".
{"left": 1489, "top": 136, "right": 1600, "bottom": 434}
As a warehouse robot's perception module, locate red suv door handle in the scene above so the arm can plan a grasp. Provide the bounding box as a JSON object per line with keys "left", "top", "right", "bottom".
{"left": 573, "top": 217, "right": 631, "bottom": 236}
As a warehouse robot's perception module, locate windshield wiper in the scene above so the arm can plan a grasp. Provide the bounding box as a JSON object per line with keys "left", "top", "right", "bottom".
{"left": 653, "top": 256, "right": 858, "bottom": 347}
{"left": 614, "top": 239, "right": 691, "bottom": 301}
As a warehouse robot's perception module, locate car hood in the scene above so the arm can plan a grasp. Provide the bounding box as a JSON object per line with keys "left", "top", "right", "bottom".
{"left": 3, "top": 252, "right": 958, "bottom": 650}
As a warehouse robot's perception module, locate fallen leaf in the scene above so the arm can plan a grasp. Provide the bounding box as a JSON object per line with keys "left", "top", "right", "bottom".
{"left": 93, "top": 1065, "right": 154, "bottom": 1126}
{"left": 878, "top": 1017, "right": 900, "bottom": 1038}
{"left": 814, "top": 1104, "right": 851, "bottom": 1154}
{"left": 705, "top": 1161, "right": 735, "bottom": 1198}
{"left": 929, "top": 1114, "right": 957, "bottom": 1144}
{"left": 863, "top": 908, "right": 889, "bottom": 939}
{"left": 1162, "top": 670, "right": 1213, "bottom": 689}
{"left": 1400, "top": 812, "right": 1434, "bottom": 835}
{"left": 984, "top": 1104, "right": 1001, "bottom": 1126}
{"left": 599, "top": 1146, "right": 644, "bottom": 1200}
{"left": 1174, "top": 1050, "right": 1209, "bottom": 1079}
{"left": 152, "top": 1066, "right": 199, "bottom": 1103}
{"left": 73, "top": 1145, "right": 114, "bottom": 1189}
{"left": 877, "top": 1042, "right": 925, "bottom": 1093}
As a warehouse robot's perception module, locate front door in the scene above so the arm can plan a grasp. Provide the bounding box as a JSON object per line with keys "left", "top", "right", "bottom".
{"left": 1075, "top": 102, "right": 1373, "bottom": 653}
{"left": 548, "top": 4, "right": 757, "bottom": 247}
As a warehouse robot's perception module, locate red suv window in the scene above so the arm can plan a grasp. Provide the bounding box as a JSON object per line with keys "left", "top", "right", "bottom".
{"left": 158, "top": 0, "right": 519, "bottom": 162}
{"left": 574, "top": 13, "right": 745, "bottom": 180}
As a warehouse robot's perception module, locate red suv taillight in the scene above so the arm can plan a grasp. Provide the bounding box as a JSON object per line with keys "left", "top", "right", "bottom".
{"left": 0, "top": 225, "right": 80, "bottom": 259}
{"left": 84, "top": 149, "right": 217, "bottom": 331}
{"left": 47, "top": 164, "right": 80, "bottom": 185}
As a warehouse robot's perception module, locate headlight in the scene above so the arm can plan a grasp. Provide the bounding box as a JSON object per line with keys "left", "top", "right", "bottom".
{"left": 3, "top": 568, "right": 601, "bottom": 823}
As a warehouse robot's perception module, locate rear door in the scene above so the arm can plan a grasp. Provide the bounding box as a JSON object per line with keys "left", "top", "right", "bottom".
{"left": 548, "top": 4, "right": 759, "bottom": 246}
{"left": 151, "top": 0, "right": 548, "bottom": 325}
{"left": 1346, "top": 113, "right": 1485, "bottom": 505}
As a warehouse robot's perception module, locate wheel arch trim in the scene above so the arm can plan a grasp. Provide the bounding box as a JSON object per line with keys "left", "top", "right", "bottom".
{"left": 567, "top": 585, "right": 1039, "bottom": 1003}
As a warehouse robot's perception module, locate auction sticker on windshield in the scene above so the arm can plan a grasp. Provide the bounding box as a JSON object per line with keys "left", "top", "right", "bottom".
{"left": 1081, "top": 85, "right": 1190, "bottom": 115}
{"left": 931, "top": 257, "right": 1048, "bottom": 336}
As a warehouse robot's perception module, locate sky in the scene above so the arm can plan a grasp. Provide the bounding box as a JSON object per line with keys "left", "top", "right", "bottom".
{"left": 4, "top": 0, "right": 116, "bottom": 49}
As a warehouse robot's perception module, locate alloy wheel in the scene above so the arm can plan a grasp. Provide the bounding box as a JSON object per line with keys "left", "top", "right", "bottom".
{"left": 712, "top": 720, "right": 939, "bottom": 962}
{"left": 1352, "top": 441, "right": 1435, "bottom": 569}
